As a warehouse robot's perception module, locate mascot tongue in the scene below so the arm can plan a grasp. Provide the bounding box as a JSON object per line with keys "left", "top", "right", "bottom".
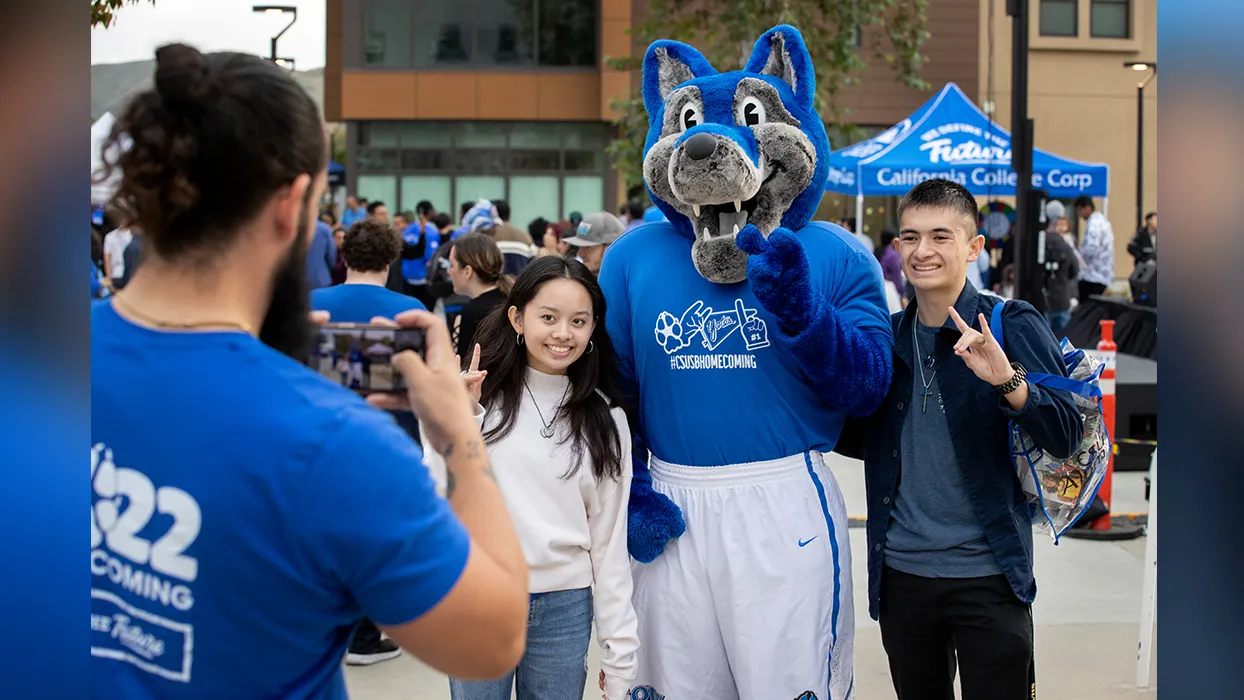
{"left": 716, "top": 208, "right": 748, "bottom": 237}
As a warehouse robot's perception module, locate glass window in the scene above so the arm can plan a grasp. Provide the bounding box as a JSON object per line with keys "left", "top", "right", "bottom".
{"left": 401, "top": 176, "right": 452, "bottom": 215}
{"left": 1039, "top": 0, "right": 1078, "bottom": 37}
{"left": 510, "top": 150, "right": 561, "bottom": 171}
{"left": 1090, "top": 0, "right": 1129, "bottom": 38}
{"left": 473, "top": 0, "right": 535, "bottom": 66}
{"left": 413, "top": 0, "right": 473, "bottom": 67}
{"left": 400, "top": 150, "right": 448, "bottom": 171}
{"left": 455, "top": 176, "right": 507, "bottom": 204}
{"left": 562, "top": 123, "right": 606, "bottom": 150}
{"left": 562, "top": 176, "right": 603, "bottom": 219}
{"left": 564, "top": 150, "right": 602, "bottom": 172}
{"left": 357, "top": 148, "right": 400, "bottom": 170}
{"left": 361, "top": 122, "right": 400, "bottom": 148}
{"left": 357, "top": 175, "right": 398, "bottom": 211}
{"left": 456, "top": 122, "right": 508, "bottom": 148}
{"left": 509, "top": 123, "right": 562, "bottom": 149}
{"left": 508, "top": 176, "right": 560, "bottom": 230}
{"left": 538, "top": 0, "right": 597, "bottom": 67}
{"left": 453, "top": 150, "right": 507, "bottom": 173}
{"left": 363, "top": 0, "right": 413, "bottom": 67}
{"left": 399, "top": 122, "right": 453, "bottom": 148}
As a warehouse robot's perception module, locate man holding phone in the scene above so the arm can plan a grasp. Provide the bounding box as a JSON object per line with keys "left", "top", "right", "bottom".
{"left": 91, "top": 45, "right": 528, "bottom": 698}
{"left": 310, "top": 209, "right": 429, "bottom": 664}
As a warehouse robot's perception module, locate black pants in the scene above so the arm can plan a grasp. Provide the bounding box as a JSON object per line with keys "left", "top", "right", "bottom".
{"left": 879, "top": 567, "right": 1035, "bottom": 700}
{"left": 1078, "top": 280, "right": 1107, "bottom": 300}
{"left": 403, "top": 281, "right": 436, "bottom": 311}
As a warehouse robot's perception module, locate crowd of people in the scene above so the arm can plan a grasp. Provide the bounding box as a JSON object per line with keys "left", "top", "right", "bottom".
{"left": 90, "top": 42, "right": 1118, "bottom": 700}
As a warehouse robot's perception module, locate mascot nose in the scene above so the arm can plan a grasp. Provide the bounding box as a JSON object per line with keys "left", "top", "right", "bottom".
{"left": 683, "top": 132, "right": 717, "bottom": 160}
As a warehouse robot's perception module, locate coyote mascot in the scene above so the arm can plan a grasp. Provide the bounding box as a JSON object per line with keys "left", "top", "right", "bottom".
{"left": 596, "top": 25, "right": 894, "bottom": 700}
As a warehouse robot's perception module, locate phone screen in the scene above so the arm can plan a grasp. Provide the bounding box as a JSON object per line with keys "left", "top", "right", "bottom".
{"left": 307, "top": 323, "right": 426, "bottom": 394}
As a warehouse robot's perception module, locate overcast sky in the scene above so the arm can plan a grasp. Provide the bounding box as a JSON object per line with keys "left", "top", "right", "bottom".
{"left": 91, "top": 0, "right": 326, "bottom": 69}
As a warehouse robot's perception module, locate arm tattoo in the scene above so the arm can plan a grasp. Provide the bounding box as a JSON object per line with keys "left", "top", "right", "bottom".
{"left": 443, "top": 439, "right": 493, "bottom": 500}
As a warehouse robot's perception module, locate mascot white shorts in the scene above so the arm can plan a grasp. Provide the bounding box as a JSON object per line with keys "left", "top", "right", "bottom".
{"left": 630, "top": 452, "right": 854, "bottom": 700}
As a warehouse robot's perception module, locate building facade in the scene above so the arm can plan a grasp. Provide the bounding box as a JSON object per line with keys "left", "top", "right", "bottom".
{"left": 983, "top": 0, "right": 1157, "bottom": 280}
{"left": 323, "top": 0, "right": 982, "bottom": 231}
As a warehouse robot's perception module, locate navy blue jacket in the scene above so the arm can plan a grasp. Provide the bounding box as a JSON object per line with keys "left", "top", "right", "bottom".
{"left": 837, "top": 282, "right": 1083, "bottom": 620}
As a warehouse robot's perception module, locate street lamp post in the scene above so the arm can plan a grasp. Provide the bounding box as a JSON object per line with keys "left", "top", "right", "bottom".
{"left": 252, "top": 5, "right": 298, "bottom": 64}
{"left": 1124, "top": 61, "right": 1157, "bottom": 234}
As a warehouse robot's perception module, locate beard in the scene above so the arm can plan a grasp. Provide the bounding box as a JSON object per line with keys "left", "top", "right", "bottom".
{"left": 258, "top": 201, "right": 313, "bottom": 360}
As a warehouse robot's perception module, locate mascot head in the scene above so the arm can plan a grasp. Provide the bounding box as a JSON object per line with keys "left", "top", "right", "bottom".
{"left": 642, "top": 25, "right": 830, "bottom": 284}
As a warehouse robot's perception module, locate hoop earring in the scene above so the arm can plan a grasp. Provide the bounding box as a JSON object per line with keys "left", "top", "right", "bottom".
{"left": 586, "top": 340, "right": 594, "bottom": 354}
{"left": 516, "top": 333, "right": 525, "bottom": 346}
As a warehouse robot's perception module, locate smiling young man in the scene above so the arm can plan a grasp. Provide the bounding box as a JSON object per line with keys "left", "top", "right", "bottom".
{"left": 838, "top": 178, "right": 1083, "bottom": 700}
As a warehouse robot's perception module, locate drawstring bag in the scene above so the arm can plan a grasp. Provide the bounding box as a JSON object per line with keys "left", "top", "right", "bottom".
{"left": 989, "top": 302, "right": 1110, "bottom": 543}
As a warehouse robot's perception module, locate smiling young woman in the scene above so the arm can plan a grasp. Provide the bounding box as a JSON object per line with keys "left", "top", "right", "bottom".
{"left": 421, "top": 255, "right": 640, "bottom": 700}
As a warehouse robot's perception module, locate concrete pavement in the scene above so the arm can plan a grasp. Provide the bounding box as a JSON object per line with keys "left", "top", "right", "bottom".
{"left": 346, "top": 456, "right": 1156, "bottom": 699}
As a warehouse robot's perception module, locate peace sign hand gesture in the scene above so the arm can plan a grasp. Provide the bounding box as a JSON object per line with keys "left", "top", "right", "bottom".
{"left": 459, "top": 343, "right": 487, "bottom": 405}
{"left": 948, "top": 307, "right": 1014, "bottom": 386}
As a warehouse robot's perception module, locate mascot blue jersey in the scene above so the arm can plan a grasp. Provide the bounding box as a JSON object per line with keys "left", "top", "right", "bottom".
{"left": 599, "top": 219, "right": 889, "bottom": 466}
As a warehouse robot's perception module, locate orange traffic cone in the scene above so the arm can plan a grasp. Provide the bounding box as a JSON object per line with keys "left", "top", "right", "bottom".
{"left": 1065, "top": 319, "right": 1143, "bottom": 541}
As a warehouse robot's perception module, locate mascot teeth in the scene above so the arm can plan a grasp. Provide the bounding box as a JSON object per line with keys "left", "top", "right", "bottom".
{"left": 692, "top": 205, "right": 701, "bottom": 217}
{"left": 733, "top": 200, "right": 742, "bottom": 212}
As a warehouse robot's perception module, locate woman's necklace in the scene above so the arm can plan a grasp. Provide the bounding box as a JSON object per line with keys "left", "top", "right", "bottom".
{"left": 524, "top": 379, "right": 570, "bottom": 439}
{"left": 112, "top": 295, "right": 256, "bottom": 334}
{"left": 912, "top": 321, "right": 937, "bottom": 413}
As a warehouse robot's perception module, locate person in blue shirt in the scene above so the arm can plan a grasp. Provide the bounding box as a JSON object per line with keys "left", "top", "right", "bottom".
{"left": 340, "top": 194, "right": 367, "bottom": 228}
{"left": 400, "top": 200, "right": 441, "bottom": 310}
{"left": 90, "top": 43, "right": 529, "bottom": 699}
{"left": 311, "top": 217, "right": 427, "bottom": 323}
{"left": 836, "top": 179, "right": 1082, "bottom": 700}
{"left": 305, "top": 219, "right": 337, "bottom": 291}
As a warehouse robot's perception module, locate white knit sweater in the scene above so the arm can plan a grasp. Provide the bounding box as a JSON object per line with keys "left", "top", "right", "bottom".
{"left": 421, "top": 367, "right": 638, "bottom": 700}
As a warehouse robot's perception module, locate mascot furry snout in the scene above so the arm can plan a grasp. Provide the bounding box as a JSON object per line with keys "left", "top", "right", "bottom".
{"left": 641, "top": 26, "right": 830, "bottom": 285}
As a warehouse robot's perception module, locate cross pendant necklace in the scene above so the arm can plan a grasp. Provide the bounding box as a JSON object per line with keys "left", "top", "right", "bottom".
{"left": 913, "top": 321, "right": 938, "bottom": 413}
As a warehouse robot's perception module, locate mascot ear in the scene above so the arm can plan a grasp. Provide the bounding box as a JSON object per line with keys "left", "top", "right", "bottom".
{"left": 642, "top": 40, "right": 717, "bottom": 119}
{"left": 744, "top": 25, "right": 816, "bottom": 113}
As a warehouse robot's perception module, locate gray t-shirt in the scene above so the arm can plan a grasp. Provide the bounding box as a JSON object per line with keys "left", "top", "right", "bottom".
{"left": 884, "top": 321, "right": 1001, "bottom": 578}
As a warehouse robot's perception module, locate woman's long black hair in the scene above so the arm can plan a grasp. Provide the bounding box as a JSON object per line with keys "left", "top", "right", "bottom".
{"left": 471, "top": 255, "right": 626, "bottom": 482}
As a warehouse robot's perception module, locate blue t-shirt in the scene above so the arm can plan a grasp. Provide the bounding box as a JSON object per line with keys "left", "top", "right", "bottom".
{"left": 90, "top": 301, "right": 468, "bottom": 698}
{"left": 306, "top": 221, "right": 338, "bottom": 291}
{"left": 340, "top": 206, "right": 367, "bottom": 228}
{"left": 401, "top": 222, "right": 440, "bottom": 284}
{"left": 310, "top": 283, "right": 427, "bottom": 323}
{"left": 884, "top": 321, "right": 1000, "bottom": 578}
{"left": 597, "top": 221, "right": 890, "bottom": 466}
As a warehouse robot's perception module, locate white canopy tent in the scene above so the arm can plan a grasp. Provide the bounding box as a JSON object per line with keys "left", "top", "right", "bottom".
{"left": 91, "top": 113, "right": 122, "bottom": 205}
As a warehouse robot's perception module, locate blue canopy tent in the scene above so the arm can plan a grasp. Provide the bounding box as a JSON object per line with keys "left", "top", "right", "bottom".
{"left": 826, "top": 83, "right": 1110, "bottom": 234}
{"left": 328, "top": 160, "right": 346, "bottom": 188}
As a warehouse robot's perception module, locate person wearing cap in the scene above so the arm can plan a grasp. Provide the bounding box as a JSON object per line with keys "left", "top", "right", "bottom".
{"left": 562, "top": 212, "right": 624, "bottom": 276}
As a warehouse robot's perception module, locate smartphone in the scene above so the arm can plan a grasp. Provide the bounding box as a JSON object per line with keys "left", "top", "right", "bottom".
{"left": 307, "top": 323, "right": 426, "bottom": 394}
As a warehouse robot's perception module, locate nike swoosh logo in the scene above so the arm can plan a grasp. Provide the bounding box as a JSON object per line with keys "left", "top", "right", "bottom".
{"left": 798, "top": 537, "right": 817, "bottom": 547}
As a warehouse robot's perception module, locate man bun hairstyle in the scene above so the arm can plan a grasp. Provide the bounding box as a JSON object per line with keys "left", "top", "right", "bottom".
{"left": 897, "top": 178, "right": 980, "bottom": 238}
{"left": 341, "top": 219, "right": 402, "bottom": 273}
{"left": 100, "top": 44, "right": 325, "bottom": 263}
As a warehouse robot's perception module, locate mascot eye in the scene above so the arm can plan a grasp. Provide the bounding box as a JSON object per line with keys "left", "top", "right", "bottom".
{"left": 680, "top": 103, "right": 701, "bottom": 132}
{"left": 737, "top": 97, "right": 766, "bottom": 127}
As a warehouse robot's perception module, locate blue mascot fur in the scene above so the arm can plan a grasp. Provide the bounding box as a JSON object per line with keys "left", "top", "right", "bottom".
{"left": 596, "top": 25, "right": 894, "bottom": 700}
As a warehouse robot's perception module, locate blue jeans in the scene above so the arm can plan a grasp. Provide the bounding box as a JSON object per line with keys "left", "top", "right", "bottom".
{"left": 448, "top": 588, "right": 593, "bottom": 700}
{"left": 1046, "top": 309, "right": 1071, "bottom": 336}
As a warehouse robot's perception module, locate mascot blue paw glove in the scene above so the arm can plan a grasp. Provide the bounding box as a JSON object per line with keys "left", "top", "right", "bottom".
{"left": 626, "top": 430, "right": 686, "bottom": 563}
{"left": 736, "top": 224, "right": 823, "bottom": 335}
